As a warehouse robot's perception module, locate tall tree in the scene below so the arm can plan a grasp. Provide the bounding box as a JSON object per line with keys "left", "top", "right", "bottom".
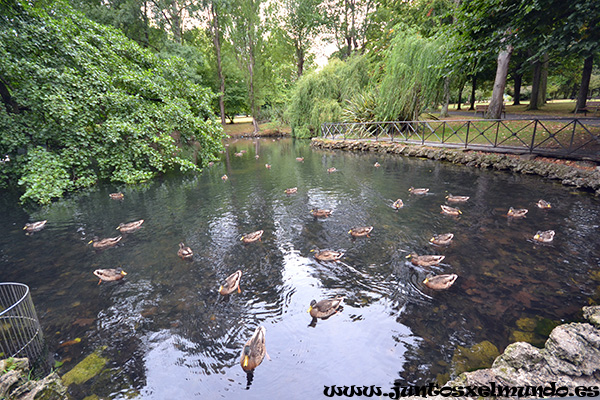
{"left": 206, "top": 0, "right": 227, "bottom": 124}
{"left": 227, "top": 0, "right": 263, "bottom": 133}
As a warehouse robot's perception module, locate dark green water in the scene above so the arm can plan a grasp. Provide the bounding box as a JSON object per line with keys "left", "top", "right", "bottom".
{"left": 1, "top": 138, "right": 599, "bottom": 399}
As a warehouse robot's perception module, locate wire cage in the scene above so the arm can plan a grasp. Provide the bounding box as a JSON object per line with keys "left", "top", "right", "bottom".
{"left": 0, "top": 282, "right": 45, "bottom": 364}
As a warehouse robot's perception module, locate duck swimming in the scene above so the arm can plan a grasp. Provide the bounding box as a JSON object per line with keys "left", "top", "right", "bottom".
{"left": 446, "top": 194, "right": 470, "bottom": 203}
{"left": 117, "top": 219, "right": 144, "bottom": 233}
{"left": 533, "top": 230, "right": 555, "bottom": 243}
{"left": 408, "top": 187, "right": 429, "bottom": 195}
{"left": 507, "top": 207, "right": 528, "bottom": 218}
{"left": 24, "top": 220, "right": 47, "bottom": 233}
{"left": 89, "top": 236, "right": 122, "bottom": 249}
{"left": 285, "top": 187, "right": 298, "bottom": 195}
{"left": 440, "top": 205, "right": 461, "bottom": 216}
{"left": 241, "top": 326, "right": 268, "bottom": 372}
{"left": 312, "top": 250, "right": 344, "bottom": 262}
{"left": 392, "top": 199, "right": 404, "bottom": 210}
{"left": 109, "top": 192, "right": 124, "bottom": 200}
{"left": 430, "top": 233, "right": 454, "bottom": 246}
{"left": 327, "top": 167, "right": 337, "bottom": 173}
{"left": 219, "top": 270, "right": 242, "bottom": 295}
{"left": 423, "top": 274, "right": 458, "bottom": 290}
{"left": 93, "top": 268, "right": 127, "bottom": 285}
{"left": 311, "top": 209, "right": 332, "bottom": 218}
{"left": 348, "top": 226, "right": 373, "bottom": 238}
{"left": 308, "top": 296, "right": 344, "bottom": 320}
{"left": 406, "top": 253, "right": 445, "bottom": 267}
{"left": 178, "top": 242, "right": 193, "bottom": 259}
{"left": 536, "top": 200, "right": 551, "bottom": 209}
{"left": 241, "top": 230, "right": 264, "bottom": 243}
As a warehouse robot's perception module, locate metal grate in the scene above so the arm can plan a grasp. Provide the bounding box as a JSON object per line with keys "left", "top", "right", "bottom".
{"left": 0, "top": 282, "right": 45, "bottom": 363}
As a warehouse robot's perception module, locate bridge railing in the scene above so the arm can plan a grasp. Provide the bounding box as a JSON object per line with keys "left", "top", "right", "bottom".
{"left": 321, "top": 119, "right": 600, "bottom": 161}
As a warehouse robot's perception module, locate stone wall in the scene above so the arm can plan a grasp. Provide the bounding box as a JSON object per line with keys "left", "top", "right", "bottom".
{"left": 311, "top": 138, "right": 600, "bottom": 195}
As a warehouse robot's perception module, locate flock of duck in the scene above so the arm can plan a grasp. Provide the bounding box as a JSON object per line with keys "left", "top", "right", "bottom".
{"left": 20, "top": 155, "right": 557, "bottom": 377}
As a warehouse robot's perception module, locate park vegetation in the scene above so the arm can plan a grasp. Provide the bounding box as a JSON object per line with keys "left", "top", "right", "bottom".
{"left": 0, "top": 0, "right": 599, "bottom": 203}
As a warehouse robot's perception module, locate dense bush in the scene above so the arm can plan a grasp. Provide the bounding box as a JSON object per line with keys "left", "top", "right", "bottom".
{"left": 0, "top": 1, "right": 224, "bottom": 204}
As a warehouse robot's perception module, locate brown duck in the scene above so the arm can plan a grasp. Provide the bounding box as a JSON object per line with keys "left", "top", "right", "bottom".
{"left": 533, "top": 230, "right": 555, "bottom": 243}
{"left": 308, "top": 296, "right": 344, "bottom": 319}
{"left": 423, "top": 274, "right": 458, "bottom": 290}
{"left": 536, "top": 200, "right": 551, "bottom": 209}
{"left": 285, "top": 187, "right": 298, "bottom": 195}
{"left": 178, "top": 242, "right": 193, "bottom": 259}
{"left": 219, "top": 270, "right": 242, "bottom": 295}
{"left": 392, "top": 199, "right": 404, "bottom": 209}
{"left": 406, "top": 253, "right": 445, "bottom": 267}
{"left": 312, "top": 250, "right": 344, "bottom": 262}
{"left": 117, "top": 219, "right": 144, "bottom": 233}
{"left": 349, "top": 226, "right": 373, "bottom": 238}
{"left": 241, "top": 230, "right": 264, "bottom": 243}
{"left": 311, "top": 209, "right": 332, "bottom": 218}
{"left": 507, "top": 207, "right": 528, "bottom": 218}
{"left": 446, "top": 194, "right": 470, "bottom": 203}
{"left": 93, "top": 268, "right": 127, "bottom": 285}
{"left": 89, "top": 236, "right": 122, "bottom": 249}
{"left": 408, "top": 187, "right": 429, "bottom": 195}
{"left": 430, "top": 233, "right": 454, "bottom": 246}
{"left": 24, "top": 220, "right": 47, "bottom": 233}
{"left": 109, "top": 192, "right": 124, "bottom": 200}
{"left": 241, "top": 326, "right": 268, "bottom": 372}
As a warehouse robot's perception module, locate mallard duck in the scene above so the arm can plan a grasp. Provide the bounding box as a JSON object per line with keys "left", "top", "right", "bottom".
{"left": 24, "top": 220, "right": 47, "bottom": 233}
{"left": 533, "top": 230, "right": 555, "bottom": 243}
{"left": 219, "top": 270, "right": 242, "bottom": 295}
{"left": 221, "top": 174, "right": 228, "bottom": 181}
{"left": 349, "top": 226, "right": 373, "bottom": 238}
{"left": 392, "top": 199, "right": 404, "bottom": 209}
{"left": 311, "top": 209, "right": 332, "bottom": 218}
{"left": 327, "top": 167, "right": 337, "bottom": 173}
{"left": 93, "top": 268, "right": 127, "bottom": 285}
{"left": 241, "top": 230, "right": 263, "bottom": 243}
{"left": 440, "top": 205, "right": 461, "bottom": 216}
{"left": 308, "top": 296, "right": 344, "bottom": 319}
{"left": 296, "top": 157, "right": 304, "bottom": 162}
{"left": 265, "top": 164, "right": 271, "bottom": 169}
{"left": 408, "top": 187, "right": 429, "bottom": 195}
{"left": 430, "top": 233, "right": 454, "bottom": 246}
{"left": 406, "top": 253, "right": 445, "bottom": 267}
{"left": 374, "top": 162, "right": 381, "bottom": 168}
{"left": 89, "top": 236, "right": 122, "bottom": 249}
{"left": 536, "top": 199, "right": 551, "bottom": 209}
{"left": 241, "top": 326, "right": 268, "bottom": 372}
{"left": 116, "top": 219, "right": 144, "bottom": 233}
{"left": 178, "top": 242, "right": 193, "bottom": 259}
{"left": 255, "top": 154, "right": 260, "bottom": 159}
{"left": 109, "top": 192, "right": 124, "bottom": 200}
{"left": 285, "top": 187, "right": 298, "bottom": 195}
{"left": 423, "top": 274, "right": 458, "bottom": 290}
{"left": 446, "top": 194, "right": 470, "bottom": 203}
{"left": 234, "top": 152, "right": 243, "bottom": 157}
{"left": 507, "top": 207, "right": 528, "bottom": 218}
{"left": 312, "top": 249, "right": 344, "bottom": 262}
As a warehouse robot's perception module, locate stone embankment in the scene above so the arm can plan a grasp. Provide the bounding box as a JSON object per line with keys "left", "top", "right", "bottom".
{"left": 311, "top": 138, "right": 600, "bottom": 195}
{"left": 411, "top": 306, "right": 600, "bottom": 400}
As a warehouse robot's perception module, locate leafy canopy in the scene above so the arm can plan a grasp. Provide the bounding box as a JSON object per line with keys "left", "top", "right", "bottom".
{"left": 0, "top": 0, "right": 224, "bottom": 204}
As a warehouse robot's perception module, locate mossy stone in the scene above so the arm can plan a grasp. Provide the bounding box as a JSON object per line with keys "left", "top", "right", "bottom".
{"left": 61, "top": 347, "right": 108, "bottom": 386}
{"left": 516, "top": 317, "right": 537, "bottom": 332}
{"left": 452, "top": 340, "right": 500, "bottom": 375}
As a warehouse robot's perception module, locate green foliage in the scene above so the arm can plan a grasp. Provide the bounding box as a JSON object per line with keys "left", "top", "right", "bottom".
{"left": 0, "top": 0, "right": 224, "bottom": 204}
{"left": 286, "top": 55, "right": 371, "bottom": 137}
{"left": 377, "top": 29, "right": 446, "bottom": 121}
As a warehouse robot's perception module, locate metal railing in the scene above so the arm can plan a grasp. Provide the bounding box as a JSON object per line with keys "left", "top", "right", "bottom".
{"left": 0, "top": 283, "right": 45, "bottom": 363}
{"left": 321, "top": 118, "right": 600, "bottom": 161}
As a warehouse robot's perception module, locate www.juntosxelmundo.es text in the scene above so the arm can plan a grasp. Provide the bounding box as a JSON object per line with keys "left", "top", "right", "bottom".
{"left": 323, "top": 383, "right": 600, "bottom": 398}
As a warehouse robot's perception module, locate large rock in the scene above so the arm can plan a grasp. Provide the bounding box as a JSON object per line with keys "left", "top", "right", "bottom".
{"left": 0, "top": 358, "right": 69, "bottom": 400}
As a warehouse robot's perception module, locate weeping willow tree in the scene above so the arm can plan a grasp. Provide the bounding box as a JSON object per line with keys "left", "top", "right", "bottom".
{"left": 377, "top": 28, "right": 446, "bottom": 121}
{"left": 286, "top": 55, "right": 371, "bottom": 137}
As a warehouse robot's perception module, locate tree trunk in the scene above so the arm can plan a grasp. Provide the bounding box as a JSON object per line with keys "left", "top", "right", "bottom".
{"left": 440, "top": 77, "right": 450, "bottom": 117}
{"left": 513, "top": 72, "right": 522, "bottom": 105}
{"left": 170, "top": 0, "right": 182, "bottom": 44}
{"left": 248, "top": 40, "right": 259, "bottom": 134}
{"left": 575, "top": 55, "right": 593, "bottom": 112}
{"left": 457, "top": 79, "right": 465, "bottom": 110}
{"left": 527, "top": 59, "right": 541, "bottom": 110}
{"left": 0, "top": 78, "right": 19, "bottom": 113}
{"left": 142, "top": 1, "right": 150, "bottom": 48}
{"left": 295, "top": 39, "right": 305, "bottom": 78}
{"left": 485, "top": 45, "right": 513, "bottom": 119}
{"left": 211, "top": 3, "right": 226, "bottom": 125}
{"left": 469, "top": 75, "right": 476, "bottom": 110}
{"left": 538, "top": 53, "right": 548, "bottom": 107}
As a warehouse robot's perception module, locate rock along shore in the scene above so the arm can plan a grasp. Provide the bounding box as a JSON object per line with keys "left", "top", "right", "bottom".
{"left": 311, "top": 138, "right": 600, "bottom": 195}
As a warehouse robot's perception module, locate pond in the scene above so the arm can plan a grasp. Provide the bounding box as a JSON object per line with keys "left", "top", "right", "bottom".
{"left": 1, "top": 138, "right": 599, "bottom": 399}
